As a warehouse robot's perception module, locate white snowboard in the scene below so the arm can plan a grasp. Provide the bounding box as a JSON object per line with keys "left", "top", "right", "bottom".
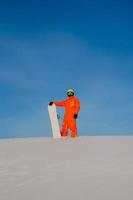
{"left": 48, "top": 104, "right": 61, "bottom": 139}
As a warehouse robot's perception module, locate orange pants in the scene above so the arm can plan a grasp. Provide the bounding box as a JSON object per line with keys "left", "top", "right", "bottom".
{"left": 54, "top": 96, "right": 80, "bottom": 138}
{"left": 61, "top": 117, "right": 77, "bottom": 137}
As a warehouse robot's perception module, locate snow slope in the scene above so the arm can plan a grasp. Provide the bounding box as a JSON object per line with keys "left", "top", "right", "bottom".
{"left": 0, "top": 136, "right": 133, "bottom": 200}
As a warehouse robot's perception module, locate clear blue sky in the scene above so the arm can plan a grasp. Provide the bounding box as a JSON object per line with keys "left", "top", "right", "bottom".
{"left": 0, "top": 0, "right": 133, "bottom": 138}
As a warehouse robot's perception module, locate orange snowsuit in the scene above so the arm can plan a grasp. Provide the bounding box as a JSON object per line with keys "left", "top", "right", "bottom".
{"left": 54, "top": 96, "right": 80, "bottom": 137}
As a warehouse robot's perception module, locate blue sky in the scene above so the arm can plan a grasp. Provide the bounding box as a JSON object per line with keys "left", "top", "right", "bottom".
{"left": 0, "top": 0, "right": 133, "bottom": 138}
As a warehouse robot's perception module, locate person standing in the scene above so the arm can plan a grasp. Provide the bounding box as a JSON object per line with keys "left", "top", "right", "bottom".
{"left": 49, "top": 89, "right": 80, "bottom": 138}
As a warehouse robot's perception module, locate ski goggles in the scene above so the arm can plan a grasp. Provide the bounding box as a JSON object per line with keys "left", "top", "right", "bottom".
{"left": 67, "top": 91, "right": 74, "bottom": 95}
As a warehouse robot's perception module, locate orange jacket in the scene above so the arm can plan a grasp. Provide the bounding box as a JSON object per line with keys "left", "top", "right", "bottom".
{"left": 54, "top": 96, "right": 80, "bottom": 119}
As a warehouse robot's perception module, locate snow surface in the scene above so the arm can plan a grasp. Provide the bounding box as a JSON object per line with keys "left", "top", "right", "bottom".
{"left": 0, "top": 136, "right": 133, "bottom": 200}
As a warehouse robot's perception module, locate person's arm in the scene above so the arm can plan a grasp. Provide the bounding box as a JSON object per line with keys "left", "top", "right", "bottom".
{"left": 75, "top": 99, "right": 80, "bottom": 114}
{"left": 73, "top": 99, "right": 80, "bottom": 119}
{"left": 54, "top": 100, "right": 65, "bottom": 107}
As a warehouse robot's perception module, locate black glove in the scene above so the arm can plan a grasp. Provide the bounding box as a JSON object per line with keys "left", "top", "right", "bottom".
{"left": 74, "top": 114, "right": 78, "bottom": 119}
{"left": 49, "top": 102, "right": 53, "bottom": 106}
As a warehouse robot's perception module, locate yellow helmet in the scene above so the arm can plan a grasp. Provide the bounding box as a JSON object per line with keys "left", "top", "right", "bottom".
{"left": 67, "top": 89, "right": 75, "bottom": 96}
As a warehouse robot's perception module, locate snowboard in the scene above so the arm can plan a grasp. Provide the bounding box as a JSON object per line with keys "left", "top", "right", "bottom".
{"left": 48, "top": 104, "right": 61, "bottom": 139}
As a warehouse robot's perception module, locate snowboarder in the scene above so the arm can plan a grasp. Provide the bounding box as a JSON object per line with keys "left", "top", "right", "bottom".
{"left": 49, "top": 89, "right": 80, "bottom": 138}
